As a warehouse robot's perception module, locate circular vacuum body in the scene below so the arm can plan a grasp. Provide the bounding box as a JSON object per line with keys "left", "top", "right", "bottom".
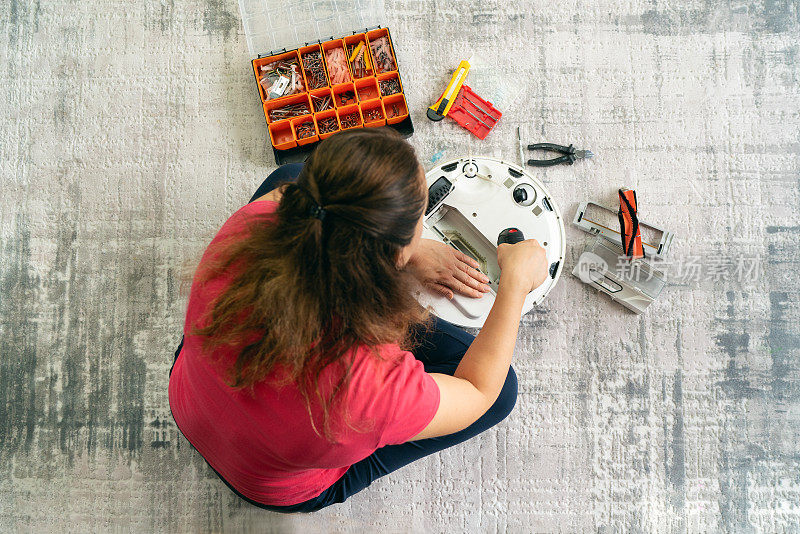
{"left": 417, "top": 156, "right": 566, "bottom": 328}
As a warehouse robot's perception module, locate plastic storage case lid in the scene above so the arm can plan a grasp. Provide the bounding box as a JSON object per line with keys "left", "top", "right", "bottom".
{"left": 237, "top": 0, "right": 386, "bottom": 58}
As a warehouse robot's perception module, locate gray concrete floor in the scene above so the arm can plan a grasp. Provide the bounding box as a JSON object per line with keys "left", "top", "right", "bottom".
{"left": 1, "top": 0, "right": 799, "bottom": 532}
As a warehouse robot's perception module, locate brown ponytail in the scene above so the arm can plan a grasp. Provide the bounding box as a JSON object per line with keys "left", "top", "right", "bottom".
{"left": 192, "top": 128, "right": 429, "bottom": 440}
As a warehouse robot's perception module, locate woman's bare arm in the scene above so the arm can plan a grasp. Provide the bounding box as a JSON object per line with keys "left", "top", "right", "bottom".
{"left": 408, "top": 239, "right": 548, "bottom": 441}
{"left": 410, "top": 285, "right": 526, "bottom": 439}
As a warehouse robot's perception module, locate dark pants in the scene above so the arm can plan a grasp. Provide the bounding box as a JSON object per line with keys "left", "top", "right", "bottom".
{"left": 172, "top": 164, "right": 518, "bottom": 513}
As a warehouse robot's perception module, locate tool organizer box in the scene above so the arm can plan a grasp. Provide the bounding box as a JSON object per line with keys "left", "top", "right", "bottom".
{"left": 238, "top": 0, "right": 413, "bottom": 164}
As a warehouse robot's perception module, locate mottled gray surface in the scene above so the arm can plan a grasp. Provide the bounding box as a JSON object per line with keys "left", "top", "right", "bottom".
{"left": 1, "top": 0, "right": 799, "bottom": 532}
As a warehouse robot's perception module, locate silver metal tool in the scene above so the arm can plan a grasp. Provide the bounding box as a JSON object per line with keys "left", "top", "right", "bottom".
{"left": 460, "top": 106, "right": 492, "bottom": 128}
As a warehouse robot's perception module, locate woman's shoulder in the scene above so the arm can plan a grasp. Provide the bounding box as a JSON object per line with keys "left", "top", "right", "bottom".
{"left": 184, "top": 201, "right": 279, "bottom": 328}
{"left": 199, "top": 200, "right": 280, "bottom": 256}
{"left": 221, "top": 200, "right": 278, "bottom": 234}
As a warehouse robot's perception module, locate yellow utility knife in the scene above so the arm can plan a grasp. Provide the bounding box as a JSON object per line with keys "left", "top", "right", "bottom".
{"left": 427, "top": 60, "right": 471, "bottom": 121}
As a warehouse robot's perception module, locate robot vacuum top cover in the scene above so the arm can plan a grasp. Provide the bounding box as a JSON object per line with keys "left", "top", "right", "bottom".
{"left": 416, "top": 157, "right": 566, "bottom": 328}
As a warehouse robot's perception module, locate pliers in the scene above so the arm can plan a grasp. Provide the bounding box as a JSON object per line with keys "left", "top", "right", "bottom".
{"left": 527, "top": 143, "right": 594, "bottom": 167}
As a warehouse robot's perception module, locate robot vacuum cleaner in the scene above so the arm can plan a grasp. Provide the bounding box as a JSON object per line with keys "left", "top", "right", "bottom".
{"left": 417, "top": 156, "right": 566, "bottom": 328}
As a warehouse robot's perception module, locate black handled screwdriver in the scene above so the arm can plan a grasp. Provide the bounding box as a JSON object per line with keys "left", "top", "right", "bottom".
{"left": 498, "top": 228, "right": 559, "bottom": 281}
{"left": 497, "top": 227, "right": 525, "bottom": 245}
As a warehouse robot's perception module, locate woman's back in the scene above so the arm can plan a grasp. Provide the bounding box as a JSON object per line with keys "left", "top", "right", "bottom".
{"left": 168, "top": 200, "right": 439, "bottom": 506}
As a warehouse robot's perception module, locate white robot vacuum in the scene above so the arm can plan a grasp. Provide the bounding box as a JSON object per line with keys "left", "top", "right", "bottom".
{"left": 417, "top": 156, "right": 566, "bottom": 328}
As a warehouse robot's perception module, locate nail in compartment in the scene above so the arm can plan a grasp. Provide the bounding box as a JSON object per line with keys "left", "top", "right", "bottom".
{"left": 360, "top": 100, "right": 386, "bottom": 127}
{"left": 315, "top": 110, "right": 340, "bottom": 138}
{"left": 337, "top": 105, "right": 363, "bottom": 130}
{"left": 294, "top": 119, "right": 316, "bottom": 140}
{"left": 300, "top": 45, "right": 328, "bottom": 90}
{"left": 292, "top": 116, "right": 319, "bottom": 146}
{"left": 265, "top": 94, "right": 312, "bottom": 123}
{"left": 378, "top": 72, "right": 402, "bottom": 96}
{"left": 310, "top": 88, "right": 334, "bottom": 112}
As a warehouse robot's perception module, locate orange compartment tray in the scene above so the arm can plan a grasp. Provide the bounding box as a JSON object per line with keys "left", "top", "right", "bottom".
{"left": 249, "top": 26, "right": 414, "bottom": 161}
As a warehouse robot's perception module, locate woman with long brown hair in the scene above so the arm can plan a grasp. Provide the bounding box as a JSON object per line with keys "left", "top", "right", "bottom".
{"left": 168, "top": 128, "right": 548, "bottom": 512}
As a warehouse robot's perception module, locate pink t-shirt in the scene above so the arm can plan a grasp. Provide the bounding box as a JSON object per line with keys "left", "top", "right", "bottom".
{"left": 168, "top": 201, "right": 440, "bottom": 506}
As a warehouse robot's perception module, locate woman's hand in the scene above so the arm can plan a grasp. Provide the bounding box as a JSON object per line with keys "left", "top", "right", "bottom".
{"left": 406, "top": 239, "right": 491, "bottom": 299}
{"left": 497, "top": 239, "right": 549, "bottom": 294}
